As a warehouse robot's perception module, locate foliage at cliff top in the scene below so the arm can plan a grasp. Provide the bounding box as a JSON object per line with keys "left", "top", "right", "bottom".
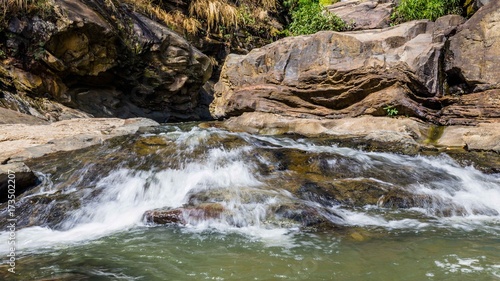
{"left": 391, "top": 0, "right": 463, "bottom": 24}
{"left": 286, "top": 0, "right": 346, "bottom": 36}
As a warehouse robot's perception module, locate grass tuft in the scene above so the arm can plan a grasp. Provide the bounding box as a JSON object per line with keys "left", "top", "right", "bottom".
{"left": 189, "top": 0, "right": 240, "bottom": 33}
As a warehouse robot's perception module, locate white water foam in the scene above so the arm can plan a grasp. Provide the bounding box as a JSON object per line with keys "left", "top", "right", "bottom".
{"left": 1, "top": 128, "right": 500, "bottom": 254}
{"left": 434, "top": 254, "right": 500, "bottom": 276}
{"left": 0, "top": 141, "right": 297, "bottom": 254}
{"left": 238, "top": 133, "right": 500, "bottom": 231}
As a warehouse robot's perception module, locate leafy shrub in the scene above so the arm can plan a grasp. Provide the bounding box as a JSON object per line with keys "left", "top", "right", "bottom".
{"left": 391, "top": 0, "right": 462, "bottom": 23}
{"left": 288, "top": 0, "right": 345, "bottom": 36}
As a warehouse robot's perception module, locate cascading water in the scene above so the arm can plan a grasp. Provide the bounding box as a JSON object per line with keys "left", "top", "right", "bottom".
{"left": 1, "top": 125, "right": 499, "bottom": 280}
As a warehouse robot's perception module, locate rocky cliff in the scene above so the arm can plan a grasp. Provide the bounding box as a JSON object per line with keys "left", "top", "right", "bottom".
{"left": 211, "top": 1, "right": 500, "bottom": 127}
{"left": 1, "top": 0, "right": 212, "bottom": 122}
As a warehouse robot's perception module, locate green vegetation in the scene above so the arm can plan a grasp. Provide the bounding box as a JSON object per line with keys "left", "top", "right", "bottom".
{"left": 383, "top": 105, "right": 399, "bottom": 117}
{"left": 391, "top": 0, "right": 462, "bottom": 23}
{"left": 318, "top": 0, "right": 334, "bottom": 6}
{"left": 287, "top": 0, "right": 345, "bottom": 36}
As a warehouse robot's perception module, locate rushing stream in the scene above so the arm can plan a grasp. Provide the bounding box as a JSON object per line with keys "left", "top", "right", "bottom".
{"left": 1, "top": 124, "right": 499, "bottom": 280}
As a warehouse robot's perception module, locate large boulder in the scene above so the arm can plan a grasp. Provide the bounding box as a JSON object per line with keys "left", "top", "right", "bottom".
{"left": 0, "top": 115, "right": 159, "bottom": 164}
{"left": 440, "top": 1, "right": 500, "bottom": 125}
{"left": 0, "top": 0, "right": 212, "bottom": 122}
{"left": 211, "top": 17, "right": 465, "bottom": 123}
{"left": 445, "top": 0, "right": 500, "bottom": 93}
{"left": 327, "top": 0, "right": 394, "bottom": 30}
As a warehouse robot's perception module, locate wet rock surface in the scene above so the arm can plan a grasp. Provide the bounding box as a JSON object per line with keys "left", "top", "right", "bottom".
{"left": 0, "top": 162, "right": 38, "bottom": 203}
{"left": 0, "top": 116, "right": 158, "bottom": 201}
{"left": 219, "top": 111, "right": 500, "bottom": 157}
{"left": 1, "top": 122, "right": 498, "bottom": 232}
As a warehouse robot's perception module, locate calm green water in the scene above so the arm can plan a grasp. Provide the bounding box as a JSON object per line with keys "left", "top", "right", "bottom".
{"left": 4, "top": 227, "right": 500, "bottom": 280}
{"left": 1, "top": 125, "right": 499, "bottom": 280}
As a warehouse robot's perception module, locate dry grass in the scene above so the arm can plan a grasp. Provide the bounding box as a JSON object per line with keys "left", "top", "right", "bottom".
{"left": 170, "top": 10, "right": 202, "bottom": 35}
{"left": 189, "top": 0, "right": 240, "bottom": 33}
{"left": 259, "top": 0, "right": 277, "bottom": 10}
{"left": 1, "top": 0, "right": 28, "bottom": 14}
{"left": 242, "top": 0, "right": 277, "bottom": 10}
{"left": 122, "top": 0, "right": 201, "bottom": 35}
{"left": 2, "top": 0, "right": 28, "bottom": 9}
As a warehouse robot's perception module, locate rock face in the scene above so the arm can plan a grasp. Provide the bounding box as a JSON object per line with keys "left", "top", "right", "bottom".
{"left": 0, "top": 107, "right": 48, "bottom": 125}
{"left": 440, "top": 1, "right": 500, "bottom": 124}
{"left": 0, "top": 162, "right": 38, "bottom": 203}
{"left": 0, "top": 114, "right": 159, "bottom": 164}
{"left": 445, "top": 0, "right": 500, "bottom": 92}
{"left": 221, "top": 111, "right": 500, "bottom": 155}
{"left": 212, "top": 1, "right": 500, "bottom": 127}
{"left": 0, "top": 0, "right": 212, "bottom": 122}
{"left": 211, "top": 17, "right": 464, "bottom": 123}
{"left": 327, "top": 0, "right": 394, "bottom": 30}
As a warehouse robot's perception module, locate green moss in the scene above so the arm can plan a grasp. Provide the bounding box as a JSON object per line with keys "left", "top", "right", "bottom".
{"left": 424, "top": 125, "right": 445, "bottom": 145}
{"left": 319, "top": 0, "right": 337, "bottom": 6}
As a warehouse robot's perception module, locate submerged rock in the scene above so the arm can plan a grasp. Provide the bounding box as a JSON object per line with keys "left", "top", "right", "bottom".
{"left": 144, "top": 203, "right": 225, "bottom": 225}
{"left": 145, "top": 185, "right": 343, "bottom": 231}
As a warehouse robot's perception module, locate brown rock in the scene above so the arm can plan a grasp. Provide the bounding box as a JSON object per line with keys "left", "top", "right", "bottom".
{"left": 144, "top": 203, "right": 225, "bottom": 225}
{"left": 445, "top": 0, "right": 500, "bottom": 93}
{"left": 220, "top": 111, "right": 500, "bottom": 154}
{"left": 0, "top": 117, "right": 159, "bottom": 164}
{"left": 0, "top": 162, "right": 38, "bottom": 203}
{"left": 327, "top": 0, "right": 394, "bottom": 30}
{"left": 0, "top": 107, "right": 48, "bottom": 125}
{"left": 440, "top": 89, "right": 500, "bottom": 125}
{"left": 211, "top": 18, "right": 464, "bottom": 122}
{"left": 1, "top": 0, "right": 212, "bottom": 122}
{"left": 437, "top": 123, "right": 500, "bottom": 152}
{"left": 223, "top": 112, "right": 427, "bottom": 153}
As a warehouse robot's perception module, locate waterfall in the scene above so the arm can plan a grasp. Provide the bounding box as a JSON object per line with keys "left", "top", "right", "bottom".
{"left": 1, "top": 126, "right": 499, "bottom": 255}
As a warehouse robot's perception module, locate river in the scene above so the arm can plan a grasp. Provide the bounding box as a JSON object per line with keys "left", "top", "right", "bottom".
{"left": 1, "top": 124, "right": 499, "bottom": 280}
